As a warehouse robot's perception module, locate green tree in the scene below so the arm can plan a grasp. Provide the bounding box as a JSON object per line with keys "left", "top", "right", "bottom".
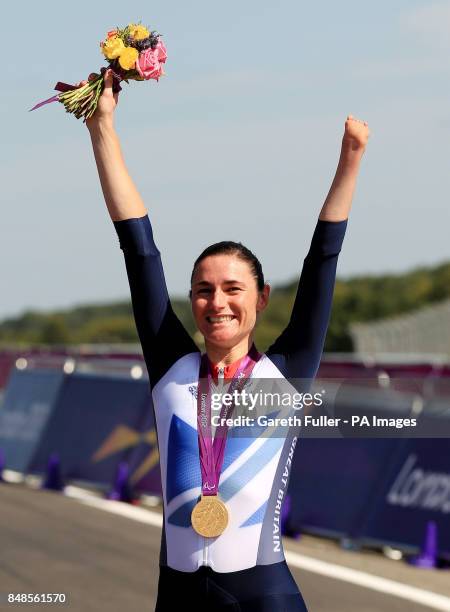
{"left": 40, "top": 315, "right": 71, "bottom": 345}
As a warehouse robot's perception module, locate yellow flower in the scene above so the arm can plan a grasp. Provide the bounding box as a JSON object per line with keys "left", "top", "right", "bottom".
{"left": 128, "top": 24, "right": 150, "bottom": 41}
{"left": 118, "top": 46, "right": 139, "bottom": 70}
{"left": 102, "top": 37, "right": 125, "bottom": 59}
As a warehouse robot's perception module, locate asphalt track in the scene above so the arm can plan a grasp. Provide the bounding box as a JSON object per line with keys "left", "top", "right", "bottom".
{"left": 1, "top": 483, "right": 449, "bottom": 612}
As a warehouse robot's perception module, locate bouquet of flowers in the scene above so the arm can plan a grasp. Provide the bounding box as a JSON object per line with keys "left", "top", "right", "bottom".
{"left": 31, "top": 22, "right": 167, "bottom": 122}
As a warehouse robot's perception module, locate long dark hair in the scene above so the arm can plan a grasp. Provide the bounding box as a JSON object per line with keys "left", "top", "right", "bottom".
{"left": 190, "top": 241, "right": 265, "bottom": 295}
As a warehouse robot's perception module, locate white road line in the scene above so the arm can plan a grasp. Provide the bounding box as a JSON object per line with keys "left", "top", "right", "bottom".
{"left": 64, "top": 486, "right": 163, "bottom": 527}
{"left": 65, "top": 487, "right": 450, "bottom": 611}
{"left": 284, "top": 551, "right": 450, "bottom": 612}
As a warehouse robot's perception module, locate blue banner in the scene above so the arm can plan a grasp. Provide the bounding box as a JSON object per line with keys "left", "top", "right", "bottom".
{"left": 288, "top": 438, "right": 400, "bottom": 537}
{"left": 287, "top": 392, "right": 450, "bottom": 557}
{"left": 29, "top": 372, "right": 153, "bottom": 487}
{"left": 359, "top": 436, "right": 450, "bottom": 558}
{"left": 127, "top": 401, "right": 162, "bottom": 495}
{"left": 0, "top": 369, "right": 64, "bottom": 472}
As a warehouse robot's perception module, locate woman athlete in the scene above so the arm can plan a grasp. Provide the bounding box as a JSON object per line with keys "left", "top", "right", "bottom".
{"left": 82, "top": 69, "right": 369, "bottom": 611}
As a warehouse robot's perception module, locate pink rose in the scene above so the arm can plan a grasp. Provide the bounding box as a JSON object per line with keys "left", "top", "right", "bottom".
{"left": 154, "top": 39, "right": 167, "bottom": 64}
{"left": 136, "top": 48, "right": 163, "bottom": 81}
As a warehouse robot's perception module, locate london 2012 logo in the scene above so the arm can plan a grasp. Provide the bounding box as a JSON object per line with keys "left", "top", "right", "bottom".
{"left": 387, "top": 454, "right": 450, "bottom": 514}
{"left": 91, "top": 425, "right": 159, "bottom": 485}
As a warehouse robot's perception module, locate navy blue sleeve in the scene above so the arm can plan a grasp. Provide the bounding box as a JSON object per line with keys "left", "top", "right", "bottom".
{"left": 266, "top": 218, "right": 347, "bottom": 380}
{"left": 113, "top": 215, "right": 199, "bottom": 387}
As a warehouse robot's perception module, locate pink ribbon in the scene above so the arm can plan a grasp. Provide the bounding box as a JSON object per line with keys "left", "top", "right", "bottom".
{"left": 29, "top": 82, "right": 77, "bottom": 112}
{"left": 29, "top": 71, "right": 123, "bottom": 113}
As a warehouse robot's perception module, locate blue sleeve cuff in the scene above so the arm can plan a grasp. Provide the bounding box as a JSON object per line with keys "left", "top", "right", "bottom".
{"left": 308, "top": 218, "right": 348, "bottom": 257}
{"left": 113, "top": 215, "right": 160, "bottom": 257}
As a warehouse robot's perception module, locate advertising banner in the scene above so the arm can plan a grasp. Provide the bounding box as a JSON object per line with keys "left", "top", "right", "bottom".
{"left": 359, "top": 435, "right": 450, "bottom": 557}
{"left": 28, "top": 372, "right": 152, "bottom": 487}
{"left": 0, "top": 369, "right": 64, "bottom": 472}
{"left": 288, "top": 438, "right": 401, "bottom": 537}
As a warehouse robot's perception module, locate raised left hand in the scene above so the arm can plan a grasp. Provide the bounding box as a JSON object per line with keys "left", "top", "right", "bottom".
{"left": 343, "top": 115, "right": 370, "bottom": 151}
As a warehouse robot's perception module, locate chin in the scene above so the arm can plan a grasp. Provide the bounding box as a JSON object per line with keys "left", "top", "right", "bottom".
{"left": 203, "top": 330, "right": 239, "bottom": 348}
{"left": 205, "top": 333, "right": 235, "bottom": 346}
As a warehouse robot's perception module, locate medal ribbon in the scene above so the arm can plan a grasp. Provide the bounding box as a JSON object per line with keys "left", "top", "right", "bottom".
{"left": 197, "top": 345, "right": 260, "bottom": 497}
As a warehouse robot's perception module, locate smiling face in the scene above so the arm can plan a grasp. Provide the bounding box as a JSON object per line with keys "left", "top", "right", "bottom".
{"left": 191, "top": 254, "right": 270, "bottom": 353}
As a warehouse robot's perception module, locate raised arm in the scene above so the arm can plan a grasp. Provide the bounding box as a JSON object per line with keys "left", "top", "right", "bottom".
{"left": 319, "top": 115, "right": 369, "bottom": 222}
{"left": 85, "top": 70, "right": 147, "bottom": 222}
{"left": 85, "top": 71, "right": 198, "bottom": 386}
{"left": 267, "top": 116, "right": 369, "bottom": 380}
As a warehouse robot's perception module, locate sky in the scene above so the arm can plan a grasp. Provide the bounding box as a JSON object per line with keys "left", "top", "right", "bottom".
{"left": 2, "top": 0, "right": 450, "bottom": 320}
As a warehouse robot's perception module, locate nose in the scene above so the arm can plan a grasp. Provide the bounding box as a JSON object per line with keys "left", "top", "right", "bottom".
{"left": 210, "top": 288, "right": 227, "bottom": 310}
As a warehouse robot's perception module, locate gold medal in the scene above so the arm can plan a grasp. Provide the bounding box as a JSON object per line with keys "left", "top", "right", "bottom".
{"left": 191, "top": 495, "right": 229, "bottom": 538}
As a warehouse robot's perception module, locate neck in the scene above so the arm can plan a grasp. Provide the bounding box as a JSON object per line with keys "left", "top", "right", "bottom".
{"left": 205, "top": 336, "right": 253, "bottom": 367}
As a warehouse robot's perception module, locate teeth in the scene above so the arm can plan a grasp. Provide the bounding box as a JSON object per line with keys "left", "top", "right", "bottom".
{"left": 209, "top": 316, "right": 234, "bottom": 323}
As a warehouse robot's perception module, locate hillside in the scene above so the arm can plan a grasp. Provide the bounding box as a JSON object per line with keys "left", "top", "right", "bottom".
{"left": 1, "top": 261, "right": 449, "bottom": 353}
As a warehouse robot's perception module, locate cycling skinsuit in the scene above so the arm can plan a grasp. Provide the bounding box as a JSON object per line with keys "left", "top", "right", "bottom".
{"left": 113, "top": 214, "right": 347, "bottom": 610}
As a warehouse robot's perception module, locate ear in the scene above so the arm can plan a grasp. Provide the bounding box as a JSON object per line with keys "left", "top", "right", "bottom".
{"left": 256, "top": 283, "right": 271, "bottom": 313}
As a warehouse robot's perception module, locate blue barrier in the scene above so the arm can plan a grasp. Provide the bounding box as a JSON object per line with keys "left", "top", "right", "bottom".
{"left": 287, "top": 388, "right": 450, "bottom": 558}
{"left": 0, "top": 369, "right": 64, "bottom": 472}
{"left": 287, "top": 384, "right": 414, "bottom": 537}
{"left": 29, "top": 372, "right": 153, "bottom": 486}
{"left": 288, "top": 438, "right": 401, "bottom": 538}
{"left": 127, "top": 404, "right": 162, "bottom": 494}
{"left": 359, "top": 438, "right": 450, "bottom": 559}
{"left": 0, "top": 368, "right": 161, "bottom": 494}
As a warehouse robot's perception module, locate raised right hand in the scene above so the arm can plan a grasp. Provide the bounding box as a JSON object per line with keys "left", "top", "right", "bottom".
{"left": 75, "top": 69, "right": 119, "bottom": 128}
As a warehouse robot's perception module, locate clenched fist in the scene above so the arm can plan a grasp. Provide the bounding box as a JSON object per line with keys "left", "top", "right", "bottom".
{"left": 343, "top": 115, "right": 370, "bottom": 151}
